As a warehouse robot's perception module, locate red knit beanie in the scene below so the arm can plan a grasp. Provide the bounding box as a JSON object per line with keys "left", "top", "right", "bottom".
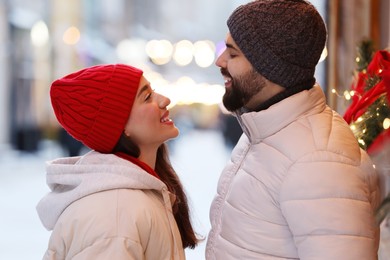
{"left": 50, "top": 64, "right": 143, "bottom": 153}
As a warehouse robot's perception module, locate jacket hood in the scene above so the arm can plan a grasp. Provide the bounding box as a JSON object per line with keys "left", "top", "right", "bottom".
{"left": 36, "top": 151, "right": 166, "bottom": 230}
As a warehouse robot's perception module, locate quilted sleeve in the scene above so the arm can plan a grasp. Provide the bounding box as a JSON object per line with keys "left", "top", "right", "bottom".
{"left": 280, "top": 160, "right": 380, "bottom": 260}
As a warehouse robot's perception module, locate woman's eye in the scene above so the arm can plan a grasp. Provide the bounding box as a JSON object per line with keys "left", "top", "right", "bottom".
{"left": 144, "top": 89, "right": 155, "bottom": 101}
{"left": 145, "top": 92, "right": 152, "bottom": 101}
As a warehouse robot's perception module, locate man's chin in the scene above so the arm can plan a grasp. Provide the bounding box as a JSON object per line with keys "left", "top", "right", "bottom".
{"left": 222, "top": 86, "right": 244, "bottom": 111}
{"left": 223, "top": 98, "right": 242, "bottom": 112}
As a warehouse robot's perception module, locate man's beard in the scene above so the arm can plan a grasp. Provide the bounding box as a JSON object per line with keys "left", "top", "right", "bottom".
{"left": 222, "top": 68, "right": 266, "bottom": 112}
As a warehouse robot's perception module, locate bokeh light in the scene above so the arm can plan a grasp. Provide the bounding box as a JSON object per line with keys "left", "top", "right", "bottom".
{"left": 145, "top": 39, "right": 173, "bottom": 65}
{"left": 173, "top": 40, "right": 194, "bottom": 66}
{"left": 116, "top": 38, "right": 147, "bottom": 63}
{"left": 62, "top": 26, "right": 80, "bottom": 45}
{"left": 193, "top": 40, "right": 216, "bottom": 68}
{"left": 31, "top": 20, "right": 49, "bottom": 47}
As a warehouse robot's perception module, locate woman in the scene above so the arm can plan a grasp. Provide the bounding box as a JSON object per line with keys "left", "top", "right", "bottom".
{"left": 36, "top": 64, "right": 199, "bottom": 259}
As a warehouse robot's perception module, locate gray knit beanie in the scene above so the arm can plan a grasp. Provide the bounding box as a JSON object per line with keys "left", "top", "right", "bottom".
{"left": 227, "top": 0, "right": 327, "bottom": 89}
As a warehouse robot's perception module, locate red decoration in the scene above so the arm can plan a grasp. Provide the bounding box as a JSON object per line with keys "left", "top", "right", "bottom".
{"left": 383, "top": 69, "right": 390, "bottom": 104}
{"left": 343, "top": 49, "right": 390, "bottom": 154}
{"left": 367, "top": 129, "right": 390, "bottom": 154}
{"left": 344, "top": 50, "right": 390, "bottom": 124}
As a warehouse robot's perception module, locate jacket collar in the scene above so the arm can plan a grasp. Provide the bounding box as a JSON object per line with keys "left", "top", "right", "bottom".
{"left": 235, "top": 85, "right": 326, "bottom": 143}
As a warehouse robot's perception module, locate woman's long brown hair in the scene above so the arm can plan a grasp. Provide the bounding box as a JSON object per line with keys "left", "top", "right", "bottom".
{"left": 113, "top": 133, "right": 199, "bottom": 249}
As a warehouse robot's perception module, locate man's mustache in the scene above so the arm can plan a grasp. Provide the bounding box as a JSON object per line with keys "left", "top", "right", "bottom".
{"left": 220, "top": 68, "right": 231, "bottom": 78}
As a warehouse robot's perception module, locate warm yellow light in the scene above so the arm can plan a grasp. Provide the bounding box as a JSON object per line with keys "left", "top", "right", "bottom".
{"left": 145, "top": 39, "right": 173, "bottom": 65}
{"left": 147, "top": 75, "right": 224, "bottom": 107}
{"left": 173, "top": 40, "right": 194, "bottom": 66}
{"left": 193, "top": 40, "right": 216, "bottom": 68}
{"left": 63, "top": 26, "right": 80, "bottom": 45}
{"left": 383, "top": 118, "right": 390, "bottom": 130}
{"left": 343, "top": 90, "right": 351, "bottom": 100}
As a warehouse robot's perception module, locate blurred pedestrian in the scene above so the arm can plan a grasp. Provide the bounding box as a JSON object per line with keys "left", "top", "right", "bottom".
{"left": 37, "top": 64, "right": 199, "bottom": 259}
{"left": 207, "top": 1, "right": 381, "bottom": 259}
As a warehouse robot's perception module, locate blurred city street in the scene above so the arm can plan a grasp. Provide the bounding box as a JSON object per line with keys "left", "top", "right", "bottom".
{"left": 0, "top": 0, "right": 389, "bottom": 259}
{"left": 0, "top": 129, "right": 231, "bottom": 260}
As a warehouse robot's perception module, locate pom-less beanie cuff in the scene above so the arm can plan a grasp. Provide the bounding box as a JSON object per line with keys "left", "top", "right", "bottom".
{"left": 51, "top": 64, "right": 143, "bottom": 153}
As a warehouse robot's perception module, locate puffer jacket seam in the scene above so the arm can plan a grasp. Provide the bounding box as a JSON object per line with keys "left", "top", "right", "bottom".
{"left": 293, "top": 233, "right": 376, "bottom": 240}
{"left": 71, "top": 236, "right": 143, "bottom": 258}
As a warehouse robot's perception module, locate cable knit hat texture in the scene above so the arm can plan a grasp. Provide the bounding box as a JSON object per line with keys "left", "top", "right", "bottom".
{"left": 50, "top": 64, "right": 143, "bottom": 153}
{"left": 227, "top": 0, "right": 327, "bottom": 89}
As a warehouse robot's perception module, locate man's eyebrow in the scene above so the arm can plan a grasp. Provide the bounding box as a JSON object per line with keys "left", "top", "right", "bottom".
{"left": 137, "top": 84, "right": 150, "bottom": 98}
{"left": 226, "top": 43, "right": 239, "bottom": 51}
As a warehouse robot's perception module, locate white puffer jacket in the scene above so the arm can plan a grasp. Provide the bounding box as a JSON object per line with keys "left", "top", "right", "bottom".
{"left": 36, "top": 151, "right": 185, "bottom": 260}
{"left": 206, "top": 86, "right": 381, "bottom": 260}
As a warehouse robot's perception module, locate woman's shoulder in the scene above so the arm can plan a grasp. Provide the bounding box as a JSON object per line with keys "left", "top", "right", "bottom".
{"left": 66, "top": 188, "right": 164, "bottom": 220}
{"left": 48, "top": 188, "right": 171, "bottom": 258}
{"left": 56, "top": 188, "right": 168, "bottom": 239}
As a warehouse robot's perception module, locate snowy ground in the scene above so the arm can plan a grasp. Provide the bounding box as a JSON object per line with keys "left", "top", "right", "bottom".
{"left": 0, "top": 129, "right": 230, "bottom": 260}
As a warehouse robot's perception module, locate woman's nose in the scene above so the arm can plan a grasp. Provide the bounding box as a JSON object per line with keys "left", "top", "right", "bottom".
{"left": 157, "top": 93, "right": 171, "bottom": 108}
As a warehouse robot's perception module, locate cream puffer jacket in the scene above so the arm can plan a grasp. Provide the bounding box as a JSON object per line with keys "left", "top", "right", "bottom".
{"left": 36, "top": 151, "right": 185, "bottom": 260}
{"left": 206, "top": 86, "right": 381, "bottom": 260}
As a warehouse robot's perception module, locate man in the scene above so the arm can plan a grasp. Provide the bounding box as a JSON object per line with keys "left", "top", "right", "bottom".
{"left": 206, "top": 0, "right": 381, "bottom": 259}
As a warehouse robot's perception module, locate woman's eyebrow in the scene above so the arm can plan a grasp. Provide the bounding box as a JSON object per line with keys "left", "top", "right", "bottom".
{"left": 137, "top": 84, "right": 150, "bottom": 98}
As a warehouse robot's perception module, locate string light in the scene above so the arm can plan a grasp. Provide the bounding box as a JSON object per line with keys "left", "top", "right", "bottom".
{"left": 331, "top": 88, "right": 361, "bottom": 100}
{"left": 343, "top": 90, "right": 351, "bottom": 100}
{"left": 383, "top": 118, "right": 390, "bottom": 130}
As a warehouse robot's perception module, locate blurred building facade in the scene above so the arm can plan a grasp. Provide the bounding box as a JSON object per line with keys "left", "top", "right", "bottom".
{"left": 0, "top": 0, "right": 244, "bottom": 152}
